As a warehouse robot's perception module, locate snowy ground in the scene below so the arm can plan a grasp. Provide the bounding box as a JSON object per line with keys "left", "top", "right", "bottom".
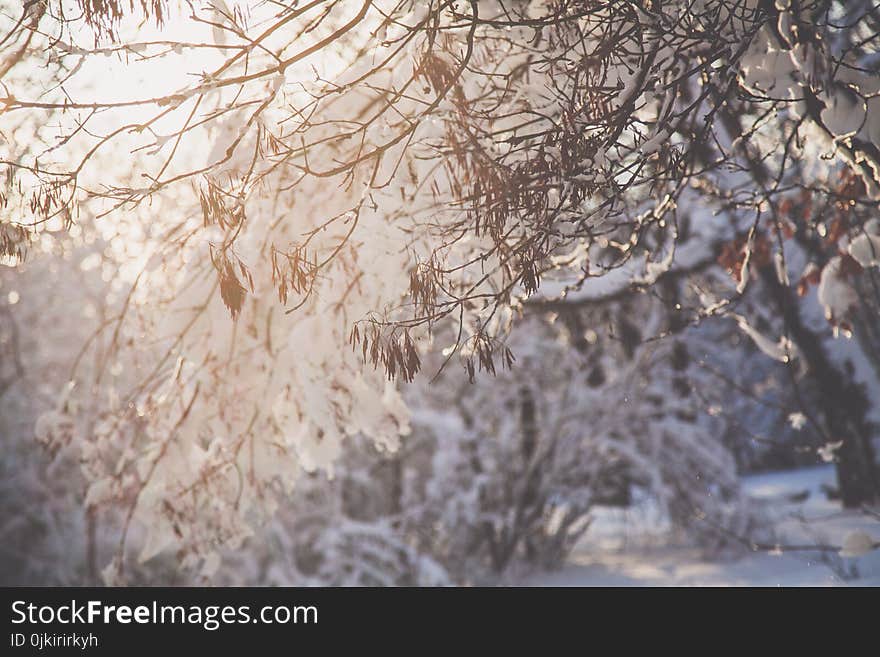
{"left": 522, "top": 465, "right": 880, "bottom": 586}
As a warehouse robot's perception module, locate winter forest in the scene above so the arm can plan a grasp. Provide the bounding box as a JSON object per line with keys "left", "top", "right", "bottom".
{"left": 1, "top": 0, "right": 879, "bottom": 587}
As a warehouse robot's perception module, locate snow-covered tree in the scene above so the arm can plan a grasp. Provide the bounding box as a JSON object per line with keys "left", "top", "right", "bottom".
{"left": 2, "top": 0, "right": 878, "bottom": 580}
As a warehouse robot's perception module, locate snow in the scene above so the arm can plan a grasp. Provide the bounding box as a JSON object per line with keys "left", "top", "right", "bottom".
{"left": 733, "top": 314, "right": 798, "bottom": 363}
{"left": 521, "top": 466, "right": 880, "bottom": 586}
{"left": 817, "top": 256, "right": 859, "bottom": 324}
{"left": 848, "top": 219, "right": 880, "bottom": 268}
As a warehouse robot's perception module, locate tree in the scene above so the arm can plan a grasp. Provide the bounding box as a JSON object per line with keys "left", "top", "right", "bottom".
{"left": 2, "top": 0, "right": 879, "bottom": 578}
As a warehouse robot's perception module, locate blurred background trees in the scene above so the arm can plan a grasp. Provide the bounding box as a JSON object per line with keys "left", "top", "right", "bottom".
{"left": 1, "top": 0, "right": 878, "bottom": 584}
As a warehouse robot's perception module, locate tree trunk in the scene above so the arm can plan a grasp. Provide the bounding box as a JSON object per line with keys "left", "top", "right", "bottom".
{"left": 760, "top": 266, "right": 880, "bottom": 507}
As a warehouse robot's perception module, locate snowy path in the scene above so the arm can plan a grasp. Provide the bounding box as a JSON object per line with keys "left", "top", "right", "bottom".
{"left": 522, "top": 466, "right": 880, "bottom": 586}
